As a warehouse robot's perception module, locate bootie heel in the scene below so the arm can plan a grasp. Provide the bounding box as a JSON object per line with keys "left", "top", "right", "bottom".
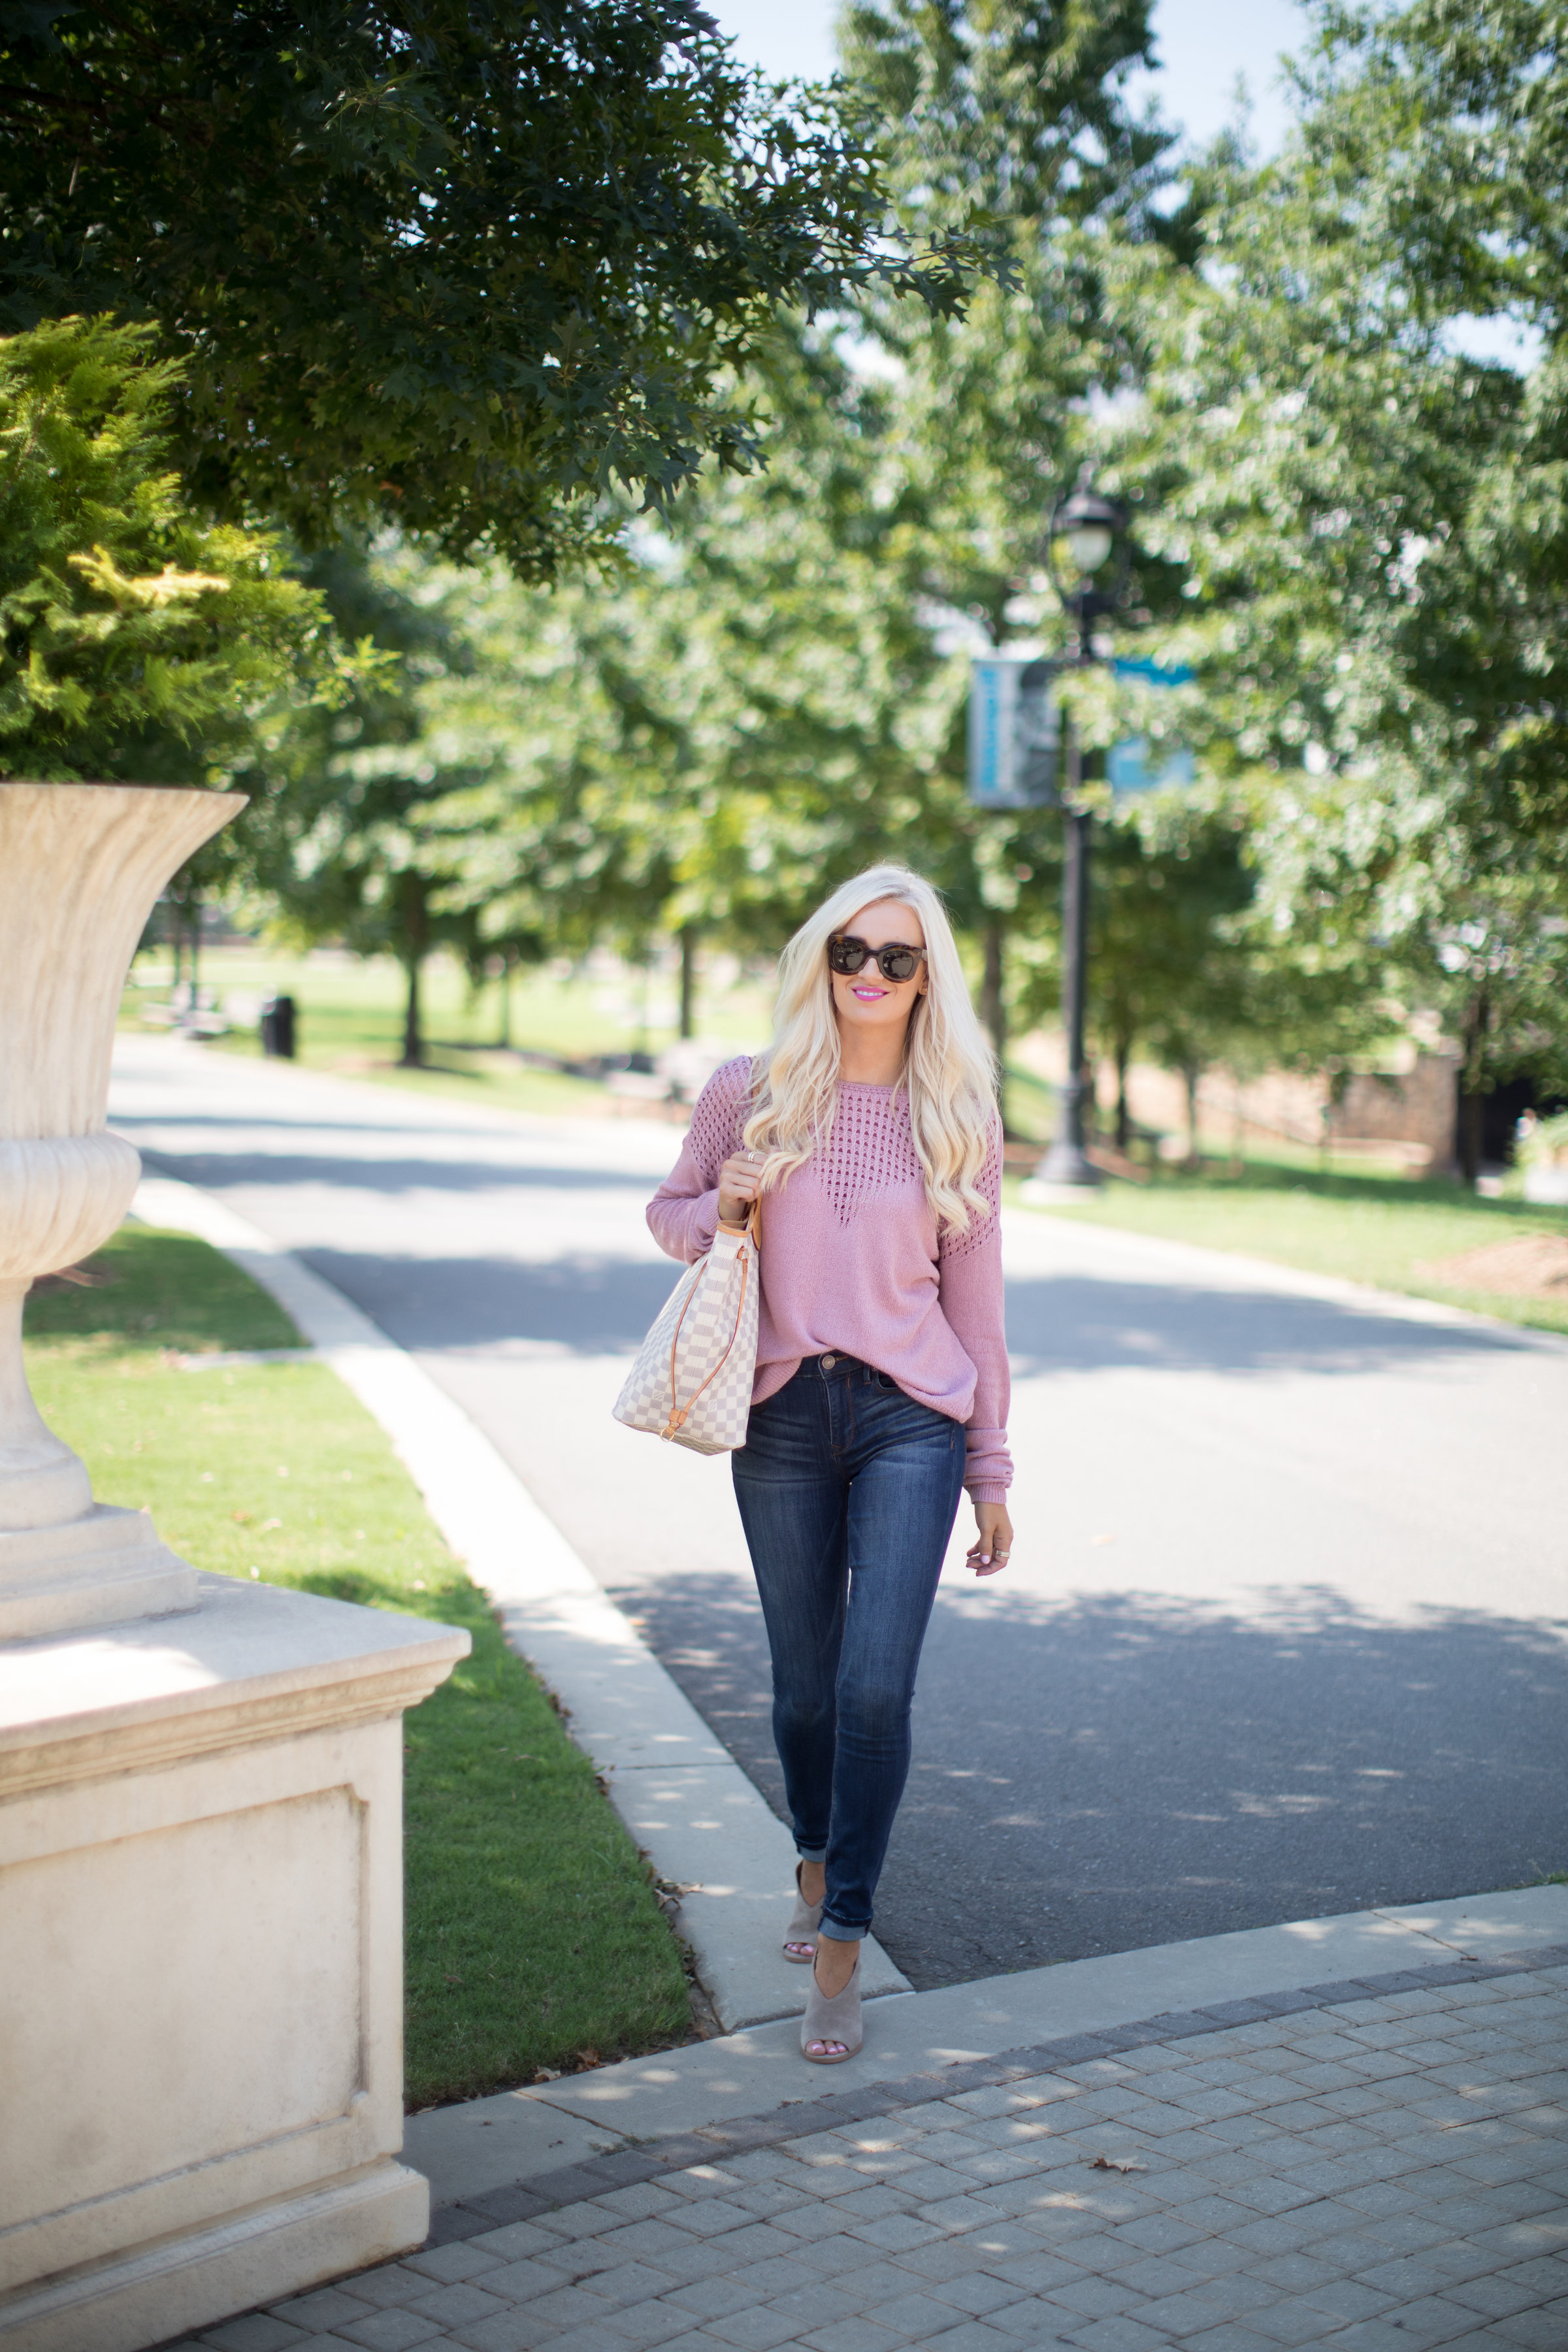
{"left": 783, "top": 1862, "right": 823, "bottom": 1963}
{"left": 801, "top": 1950, "right": 862, "bottom": 2064}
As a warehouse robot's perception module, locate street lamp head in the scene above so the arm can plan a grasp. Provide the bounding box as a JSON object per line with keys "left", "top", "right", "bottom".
{"left": 1066, "top": 518, "right": 1114, "bottom": 575}
{"left": 1052, "top": 479, "right": 1123, "bottom": 578}
{"left": 1046, "top": 472, "right": 1128, "bottom": 653}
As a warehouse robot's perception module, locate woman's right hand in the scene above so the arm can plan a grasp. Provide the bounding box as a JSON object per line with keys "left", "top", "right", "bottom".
{"left": 717, "top": 1149, "right": 764, "bottom": 1226}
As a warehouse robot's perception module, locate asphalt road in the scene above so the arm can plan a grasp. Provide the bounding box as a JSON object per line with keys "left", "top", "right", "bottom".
{"left": 109, "top": 1036, "right": 1568, "bottom": 1990}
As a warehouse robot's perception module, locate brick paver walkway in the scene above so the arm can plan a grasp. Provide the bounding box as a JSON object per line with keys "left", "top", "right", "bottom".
{"left": 172, "top": 1957, "right": 1567, "bottom": 2352}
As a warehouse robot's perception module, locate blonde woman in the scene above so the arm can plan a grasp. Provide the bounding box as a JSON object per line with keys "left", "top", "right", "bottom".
{"left": 647, "top": 866, "right": 1013, "bottom": 2063}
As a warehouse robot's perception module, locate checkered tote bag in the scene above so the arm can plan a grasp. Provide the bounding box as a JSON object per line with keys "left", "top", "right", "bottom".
{"left": 614, "top": 1207, "right": 760, "bottom": 1455}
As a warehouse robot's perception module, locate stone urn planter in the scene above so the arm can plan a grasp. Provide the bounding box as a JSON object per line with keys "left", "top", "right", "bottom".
{"left": 0, "top": 782, "right": 468, "bottom": 2347}
{"left": 0, "top": 781, "right": 240, "bottom": 1637}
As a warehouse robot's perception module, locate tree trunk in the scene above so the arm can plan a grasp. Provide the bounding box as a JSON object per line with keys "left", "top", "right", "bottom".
{"left": 495, "top": 953, "right": 513, "bottom": 1050}
{"left": 1457, "top": 987, "right": 1490, "bottom": 1187}
{"left": 1460, "top": 1089, "right": 1486, "bottom": 1186}
{"left": 400, "top": 957, "right": 425, "bottom": 1067}
{"left": 398, "top": 874, "right": 429, "bottom": 1068}
{"left": 1114, "top": 1034, "right": 1132, "bottom": 1153}
{"left": 981, "top": 917, "right": 1005, "bottom": 1114}
{"left": 679, "top": 926, "right": 698, "bottom": 1041}
{"left": 1184, "top": 1063, "right": 1201, "bottom": 1169}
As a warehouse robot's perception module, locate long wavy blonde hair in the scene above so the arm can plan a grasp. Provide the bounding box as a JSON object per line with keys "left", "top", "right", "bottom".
{"left": 742, "top": 866, "right": 999, "bottom": 1233}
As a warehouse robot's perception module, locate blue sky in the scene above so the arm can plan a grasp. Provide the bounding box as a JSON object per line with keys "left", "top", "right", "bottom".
{"left": 706, "top": 0, "right": 1310, "bottom": 156}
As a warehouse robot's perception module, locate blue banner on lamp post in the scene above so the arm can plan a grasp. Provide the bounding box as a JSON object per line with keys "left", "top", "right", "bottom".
{"left": 1105, "top": 741, "right": 1197, "bottom": 795}
{"left": 967, "top": 655, "right": 1059, "bottom": 808}
{"left": 1112, "top": 656, "right": 1194, "bottom": 689}
{"left": 1107, "top": 655, "right": 1194, "bottom": 798}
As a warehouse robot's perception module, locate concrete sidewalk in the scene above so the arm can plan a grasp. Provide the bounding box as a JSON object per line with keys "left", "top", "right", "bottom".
{"left": 167, "top": 1887, "right": 1568, "bottom": 2352}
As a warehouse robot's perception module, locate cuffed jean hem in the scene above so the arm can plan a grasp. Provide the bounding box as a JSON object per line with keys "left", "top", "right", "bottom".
{"left": 796, "top": 1844, "right": 828, "bottom": 1863}
{"left": 819, "top": 1915, "right": 868, "bottom": 1942}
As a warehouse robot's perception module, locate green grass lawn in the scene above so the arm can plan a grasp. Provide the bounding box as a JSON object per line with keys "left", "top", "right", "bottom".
{"left": 24, "top": 1228, "right": 693, "bottom": 2108}
{"left": 120, "top": 945, "right": 770, "bottom": 1124}
{"left": 1011, "top": 1156, "right": 1568, "bottom": 1338}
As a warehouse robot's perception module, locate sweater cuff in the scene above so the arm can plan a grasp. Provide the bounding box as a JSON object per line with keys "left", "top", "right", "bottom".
{"left": 689, "top": 1188, "right": 721, "bottom": 1258}
{"left": 966, "top": 1481, "right": 1012, "bottom": 1506}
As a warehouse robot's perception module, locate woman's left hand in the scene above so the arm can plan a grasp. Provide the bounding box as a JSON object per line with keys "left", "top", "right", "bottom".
{"left": 967, "top": 1502, "right": 1013, "bottom": 1577}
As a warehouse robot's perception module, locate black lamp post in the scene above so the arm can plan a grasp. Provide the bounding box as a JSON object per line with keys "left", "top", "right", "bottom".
{"left": 1033, "top": 473, "right": 1126, "bottom": 1190}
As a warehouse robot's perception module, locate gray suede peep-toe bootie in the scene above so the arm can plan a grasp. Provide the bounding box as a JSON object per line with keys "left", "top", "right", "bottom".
{"left": 783, "top": 1861, "right": 823, "bottom": 1962}
{"left": 801, "top": 1950, "right": 862, "bottom": 2064}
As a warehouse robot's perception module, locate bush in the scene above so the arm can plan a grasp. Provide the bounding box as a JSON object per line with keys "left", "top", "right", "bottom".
{"left": 0, "top": 316, "right": 338, "bottom": 782}
{"left": 1518, "top": 1109, "right": 1568, "bottom": 1171}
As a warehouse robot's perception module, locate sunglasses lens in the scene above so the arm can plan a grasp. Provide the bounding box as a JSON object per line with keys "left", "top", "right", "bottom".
{"left": 877, "top": 948, "right": 919, "bottom": 981}
{"left": 828, "top": 937, "right": 869, "bottom": 974}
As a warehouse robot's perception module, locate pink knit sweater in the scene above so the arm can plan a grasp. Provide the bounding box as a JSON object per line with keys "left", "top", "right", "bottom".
{"left": 647, "top": 1058, "right": 1012, "bottom": 1502}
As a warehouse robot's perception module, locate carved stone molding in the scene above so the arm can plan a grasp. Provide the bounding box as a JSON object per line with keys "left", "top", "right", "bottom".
{"left": 0, "top": 783, "right": 242, "bottom": 1635}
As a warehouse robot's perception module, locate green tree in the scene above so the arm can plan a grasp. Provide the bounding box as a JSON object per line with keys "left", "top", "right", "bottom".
{"left": 404, "top": 331, "right": 992, "bottom": 1000}
{"left": 404, "top": 553, "right": 688, "bottom": 980}
{"left": 0, "top": 316, "right": 337, "bottom": 785}
{"left": 838, "top": 0, "right": 1179, "bottom": 624}
{"left": 1103, "top": 0, "right": 1568, "bottom": 1177}
{"left": 233, "top": 539, "right": 488, "bottom": 1066}
{"left": 1085, "top": 798, "right": 1254, "bottom": 1152}
{"left": 376, "top": 6, "right": 1191, "bottom": 1070}
{"left": 834, "top": 0, "right": 1198, "bottom": 1069}
{"left": 0, "top": 0, "right": 989, "bottom": 574}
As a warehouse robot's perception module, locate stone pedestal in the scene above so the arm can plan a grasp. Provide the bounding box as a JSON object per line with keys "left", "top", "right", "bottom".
{"left": 0, "top": 1574, "right": 468, "bottom": 2351}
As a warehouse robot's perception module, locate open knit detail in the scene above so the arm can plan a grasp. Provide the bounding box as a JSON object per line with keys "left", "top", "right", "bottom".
{"left": 823, "top": 1085, "right": 921, "bottom": 1228}
{"left": 686, "top": 1060, "right": 998, "bottom": 1254}
{"left": 938, "top": 1119, "right": 1003, "bottom": 1265}
{"left": 686, "top": 1059, "right": 749, "bottom": 1175}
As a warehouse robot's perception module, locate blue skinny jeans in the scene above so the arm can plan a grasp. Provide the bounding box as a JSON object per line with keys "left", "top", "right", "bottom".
{"left": 731, "top": 1354, "right": 967, "bottom": 1944}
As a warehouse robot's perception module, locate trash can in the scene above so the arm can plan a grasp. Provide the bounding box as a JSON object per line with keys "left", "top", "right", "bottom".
{"left": 260, "top": 992, "right": 297, "bottom": 1058}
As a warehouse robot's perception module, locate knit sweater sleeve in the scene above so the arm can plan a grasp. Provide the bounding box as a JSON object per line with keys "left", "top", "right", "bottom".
{"left": 646, "top": 1059, "right": 749, "bottom": 1265}
{"left": 938, "top": 1121, "right": 1012, "bottom": 1503}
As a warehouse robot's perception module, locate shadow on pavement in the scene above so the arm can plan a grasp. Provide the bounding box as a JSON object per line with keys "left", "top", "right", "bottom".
{"left": 1004, "top": 1272, "right": 1529, "bottom": 1375}
{"left": 129, "top": 1144, "right": 661, "bottom": 1196}
{"left": 606, "top": 1567, "right": 1568, "bottom": 1993}
{"left": 298, "top": 1249, "right": 1527, "bottom": 1374}
{"left": 305, "top": 1249, "right": 672, "bottom": 1351}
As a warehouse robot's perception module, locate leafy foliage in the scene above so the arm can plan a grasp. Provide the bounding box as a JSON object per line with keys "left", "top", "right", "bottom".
{"left": 1100, "top": 0, "right": 1568, "bottom": 1164}
{"left": 840, "top": 0, "right": 1179, "bottom": 644}
{"left": 229, "top": 538, "right": 493, "bottom": 1062}
{"left": 0, "top": 316, "right": 338, "bottom": 781}
{"left": 402, "top": 332, "right": 1004, "bottom": 981}
{"left": 260, "top": 0, "right": 1260, "bottom": 1111}
{"left": 0, "top": 0, "right": 991, "bottom": 574}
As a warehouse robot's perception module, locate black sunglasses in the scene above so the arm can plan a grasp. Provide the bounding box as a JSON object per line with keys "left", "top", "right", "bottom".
{"left": 828, "top": 932, "right": 927, "bottom": 984}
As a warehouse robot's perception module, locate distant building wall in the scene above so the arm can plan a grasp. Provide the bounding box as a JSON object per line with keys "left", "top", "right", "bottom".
{"left": 1330, "top": 1053, "right": 1459, "bottom": 1164}
{"left": 1034, "top": 1045, "right": 1461, "bottom": 1170}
